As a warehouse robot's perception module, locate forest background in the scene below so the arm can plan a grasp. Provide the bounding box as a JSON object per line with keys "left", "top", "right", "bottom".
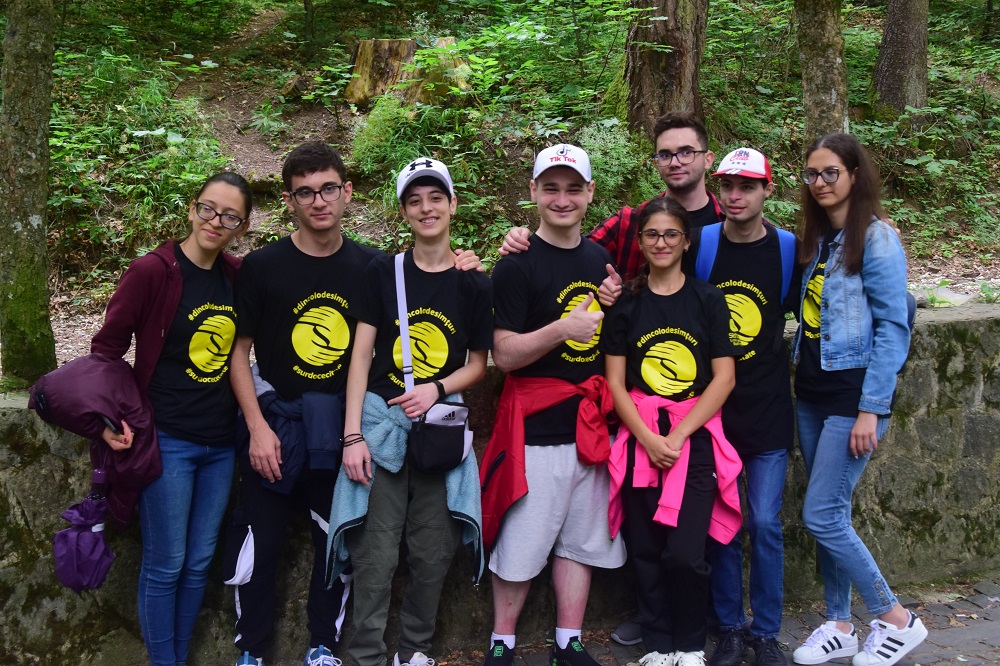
{"left": 0, "top": 0, "right": 998, "bottom": 384}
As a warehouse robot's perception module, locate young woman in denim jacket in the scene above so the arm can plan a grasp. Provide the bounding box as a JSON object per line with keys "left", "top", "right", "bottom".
{"left": 789, "top": 134, "right": 925, "bottom": 666}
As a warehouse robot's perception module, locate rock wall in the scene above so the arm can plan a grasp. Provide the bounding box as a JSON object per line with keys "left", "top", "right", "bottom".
{"left": 3, "top": 305, "right": 999, "bottom": 665}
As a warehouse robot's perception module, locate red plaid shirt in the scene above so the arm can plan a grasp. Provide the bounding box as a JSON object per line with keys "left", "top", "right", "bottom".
{"left": 588, "top": 190, "right": 725, "bottom": 281}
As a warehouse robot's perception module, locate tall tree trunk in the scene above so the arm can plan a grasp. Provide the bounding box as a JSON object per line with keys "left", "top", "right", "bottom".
{"left": 0, "top": 0, "right": 58, "bottom": 382}
{"left": 984, "top": 0, "right": 995, "bottom": 41}
{"left": 795, "top": 0, "right": 849, "bottom": 140}
{"left": 625, "top": 0, "right": 709, "bottom": 138}
{"left": 872, "top": 0, "right": 929, "bottom": 113}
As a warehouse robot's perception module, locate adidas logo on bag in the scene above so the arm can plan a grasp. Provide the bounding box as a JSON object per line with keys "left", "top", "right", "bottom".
{"left": 442, "top": 411, "right": 456, "bottom": 421}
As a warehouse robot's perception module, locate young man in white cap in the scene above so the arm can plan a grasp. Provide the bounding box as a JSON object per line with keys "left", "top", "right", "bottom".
{"left": 480, "top": 144, "right": 626, "bottom": 666}
{"left": 340, "top": 157, "right": 492, "bottom": 666}
{"left": 502, "top": 111, "right": 724, "bottom": 285}
{"left": 695, "top": 148, "right": 797, "bottom": 666}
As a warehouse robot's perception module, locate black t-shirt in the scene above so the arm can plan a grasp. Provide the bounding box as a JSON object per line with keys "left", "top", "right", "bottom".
{"left": 699, "top": 226, "right": 795, "bottom": 453}
{"left": 492, "top": 234, "right": 613, "bottom": 445}
{"left": 688, "top": 198, "right": 721, "bottom": 230}
{"left": 147, "top": 244, "right": 238, "bottom": 447}
{"left": 604, "top": 277, "right": 737, "bottom": 400}
{"left": 235, "top": 235, "right": 382, "bottom": 400}
{"left": 354, "top": 250, "right": 494, "bottom": 401}
{"left": 795, "top": 233, "right": 865, "bottom": 415}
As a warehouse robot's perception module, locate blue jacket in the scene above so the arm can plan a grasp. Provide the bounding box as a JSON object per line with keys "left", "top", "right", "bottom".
{"left": 792, "top": 218, "right": 910, "bottom": 415}
{"left": 326, "top": 391, "right": 484, "bottom": 586}
{"left": 241, "top": 368, "right": 343, "bottom": 493}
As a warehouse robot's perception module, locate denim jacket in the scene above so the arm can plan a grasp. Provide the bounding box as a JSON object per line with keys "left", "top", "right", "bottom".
{"left": 792, "top": 218, "right": 910, "bottom": 415}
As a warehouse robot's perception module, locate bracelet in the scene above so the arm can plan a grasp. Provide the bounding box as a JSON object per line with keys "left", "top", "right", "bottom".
{"left": 342, "top": 435, "right": 365, "bottom": 447}
{"left": 433, "top": 379, "right": 446, "bottom": 401}
{"left": 342, "top": 432, "right": 362, "bottom": 442}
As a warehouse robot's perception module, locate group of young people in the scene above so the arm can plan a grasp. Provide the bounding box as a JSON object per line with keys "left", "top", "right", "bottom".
{"left": 92, "top": 108, "right": 923, "bottom": 666}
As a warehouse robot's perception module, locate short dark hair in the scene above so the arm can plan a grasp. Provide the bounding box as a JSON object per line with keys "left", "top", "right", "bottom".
{"left": 627, "top": 196, "right": 690, "bottom": 295}
{"left": 652, "top": 111, "right": 709, "bottom": 150}
{"left": 282, "top": 142, "right": 347, "bottom": 191}
{"left": 197, "top": 172, "right": 253, "bottom": 219}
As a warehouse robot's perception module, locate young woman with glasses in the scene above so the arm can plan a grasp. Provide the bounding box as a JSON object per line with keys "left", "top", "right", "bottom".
{"left": 604, "top": 196, "right": 741, "bottom": 666}
{"left": 90, "top": 172, "right": 252, "bottom": 666}
{"left": 790, "top": 133, "right": 924, "bottom": 666}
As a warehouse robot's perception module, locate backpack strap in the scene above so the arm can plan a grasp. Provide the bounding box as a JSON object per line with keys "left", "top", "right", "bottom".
{"left": 694, "top": 222, "right": 722, "bottom": 282}
{"left": 776, "top": 227, "right": 796, "bottom": 303}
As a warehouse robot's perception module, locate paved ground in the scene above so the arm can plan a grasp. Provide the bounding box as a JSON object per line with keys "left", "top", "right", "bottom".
{"left": 444, "top": 577, "right": 1000, "bottom": 666}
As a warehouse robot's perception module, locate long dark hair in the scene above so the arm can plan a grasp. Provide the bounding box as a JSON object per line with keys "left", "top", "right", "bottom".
{"left": 627, "top": 196, "right": 690, "bottom": 295}
{"left": 798, "top": 133, "right": 885, "bottom": 275}
{"left": 196, "top": 172, "right": 254, "bottom": 219}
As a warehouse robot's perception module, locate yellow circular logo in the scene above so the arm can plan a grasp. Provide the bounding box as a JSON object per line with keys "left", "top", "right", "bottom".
{"left": 292, "top": 306, "right": 350, "bottom": 367}
{"left": 189, "top": 314, "right": 236, "bottom": 374}
{"left": 803, "top": 274, "right": 824, "bottom": 329}
{"left": 562, "top": 293, "right": 602, "bottom": 351}
{"left": 393, "top": 321, "right": 449, "bottom": 379}
{"left": 725, "top": 293, "right": 762, "bottom": 347}
{"left": 641, "top": 340, "right": 697, "bottom": 396}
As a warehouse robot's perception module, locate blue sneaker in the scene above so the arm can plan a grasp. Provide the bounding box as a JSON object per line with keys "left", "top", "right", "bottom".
{"left": 236, "top": 652, "right": 263, "bottom": 666}
{"left": 304, "top": 645, "right": 342, "bottom": 666}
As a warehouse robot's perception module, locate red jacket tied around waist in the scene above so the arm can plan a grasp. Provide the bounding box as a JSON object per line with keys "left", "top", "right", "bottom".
{"left": 479, "top": 374, "right": 614, "bottom": 549}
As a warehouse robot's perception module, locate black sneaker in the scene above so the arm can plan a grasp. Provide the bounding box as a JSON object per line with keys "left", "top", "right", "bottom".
{"left": 551, "top": 637, "right": 601, "bottom": 666}
{"left": 611, "top": 615, "right": 644, "bottom": 646}
{"left": 710, "top": 630, "right": 747, "bottom": 666}
{"left": 751, "top": 638, "right": 788, "bottom": 666}
{"left": 484, "top": 640, "right": 514, "bottom": 666}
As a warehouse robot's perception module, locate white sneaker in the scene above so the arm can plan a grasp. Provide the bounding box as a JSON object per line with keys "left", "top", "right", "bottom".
{"left": 394, "top": 652, "right": 436, "bottom": 666}
{"left": 852, "top": 612, "right": 927, "bottom": 666}
{"left": 639, "top": 651, "right": 676, "bottom": 666}
{"left": 674, "top": 651, "right": 706, "bottom": 666}
{"left": 792, "top": 622, "right": 858, "bottom": 664}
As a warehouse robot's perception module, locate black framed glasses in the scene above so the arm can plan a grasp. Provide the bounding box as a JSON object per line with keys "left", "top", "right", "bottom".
{"left": 800, "top": 167, "right": 842, "bottom": 185}
{"left": 651, "top": 149, "right": 708, "bottom": 166}
{"left": 639, "top": 229, "right": 689, "bottom": 246}
{"left": 291, "top": 184, "right": 344, "bottom": 205}
{"left": 195, "top": 202, "right": 245, "bottom": 230}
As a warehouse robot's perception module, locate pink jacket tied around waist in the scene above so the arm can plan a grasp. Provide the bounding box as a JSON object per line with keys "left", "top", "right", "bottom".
{"left": 608, "top": 388, "right": 743, "bottom": 545}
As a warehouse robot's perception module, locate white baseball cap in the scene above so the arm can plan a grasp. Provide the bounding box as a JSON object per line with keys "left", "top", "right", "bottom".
{"left": 532, "top": 144, "right": 592, "bottom": 182}
{"left": 712, "top": 147, "right": 772, "bottom": 184}
{"left": 396, "top": 157, "right": 454, "bottom": 202}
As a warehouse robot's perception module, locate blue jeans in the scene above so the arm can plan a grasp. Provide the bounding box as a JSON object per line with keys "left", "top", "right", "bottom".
{"left": 796, "top": 400, "right": 896, "bottom": 621}
{"left": 710, "top": 448, "right": 788, "bottom": 639}
{"left": 138, "top": 432, "right": 235, "bottom": 666}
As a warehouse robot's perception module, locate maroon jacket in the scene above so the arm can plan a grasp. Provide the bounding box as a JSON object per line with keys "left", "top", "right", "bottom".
{"left": 90, "top": 241, "right": 241, "bottom": 391}
{"left": 29, "top": 353, "right": 160, "bottom": 527}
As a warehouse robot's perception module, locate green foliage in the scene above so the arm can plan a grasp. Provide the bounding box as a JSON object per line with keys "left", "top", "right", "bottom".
{"left": 249, "top": 98, "right": 290, "bottom": 137}
{"left": 979, "top": 282, "right": 1000, "bottom": 303}
{"left": 575, "top": 118, "right": 662, "bottom": 230}
{"left": 47, "top": 31, "right": 227, "bottom": 275}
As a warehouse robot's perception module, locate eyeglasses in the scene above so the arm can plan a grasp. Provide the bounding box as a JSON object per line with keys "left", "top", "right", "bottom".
{"left": 291, "top": 183, "right": 344, "bottom": 206}
{"left": 639, "top": 229, "right": 688, "bottom": 246}
{"left": 651, "top": 149, "right": 708, "bottom": 166}
{"left": 800, "top": 167, "right": 842, "bottom": 185}
{"left": 195, "top": 202, "right": 245, "bottom": 230}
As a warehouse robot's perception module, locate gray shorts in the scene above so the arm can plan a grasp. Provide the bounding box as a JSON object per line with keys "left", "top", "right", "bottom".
{"left": 489, "top": 443, "right": 626, "bottom": 582}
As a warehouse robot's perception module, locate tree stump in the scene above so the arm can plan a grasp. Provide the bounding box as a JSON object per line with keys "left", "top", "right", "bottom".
{"left": 345, "top": 37, "right": 468, "bottom": 107}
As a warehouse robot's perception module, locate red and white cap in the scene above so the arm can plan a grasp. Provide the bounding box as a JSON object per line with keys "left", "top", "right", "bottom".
{"left": 712, "top": 147, "right": 772, "bottom": 184}
{"left": 532, "top": 143, "right": 592, "bottom": 182}
{"left": 396, "top": 157, "right": 454, "bottom": 202}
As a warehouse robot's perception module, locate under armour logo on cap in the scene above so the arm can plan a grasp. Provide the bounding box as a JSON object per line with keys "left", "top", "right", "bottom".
{"left": 396, "top": 157, "right": 454, "bottom": 202}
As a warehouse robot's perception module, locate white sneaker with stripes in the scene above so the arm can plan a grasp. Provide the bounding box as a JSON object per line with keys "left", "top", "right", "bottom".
{"left": 852, "top": 612, "right": 927, "bottom": 666}
{"left": 792, "top": 622, "right": 858, "bottom": 664}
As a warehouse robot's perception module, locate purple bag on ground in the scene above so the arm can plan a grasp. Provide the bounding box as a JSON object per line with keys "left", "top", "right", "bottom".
{"left": 53, "top": 470, "right": 116, "bottom": 593}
